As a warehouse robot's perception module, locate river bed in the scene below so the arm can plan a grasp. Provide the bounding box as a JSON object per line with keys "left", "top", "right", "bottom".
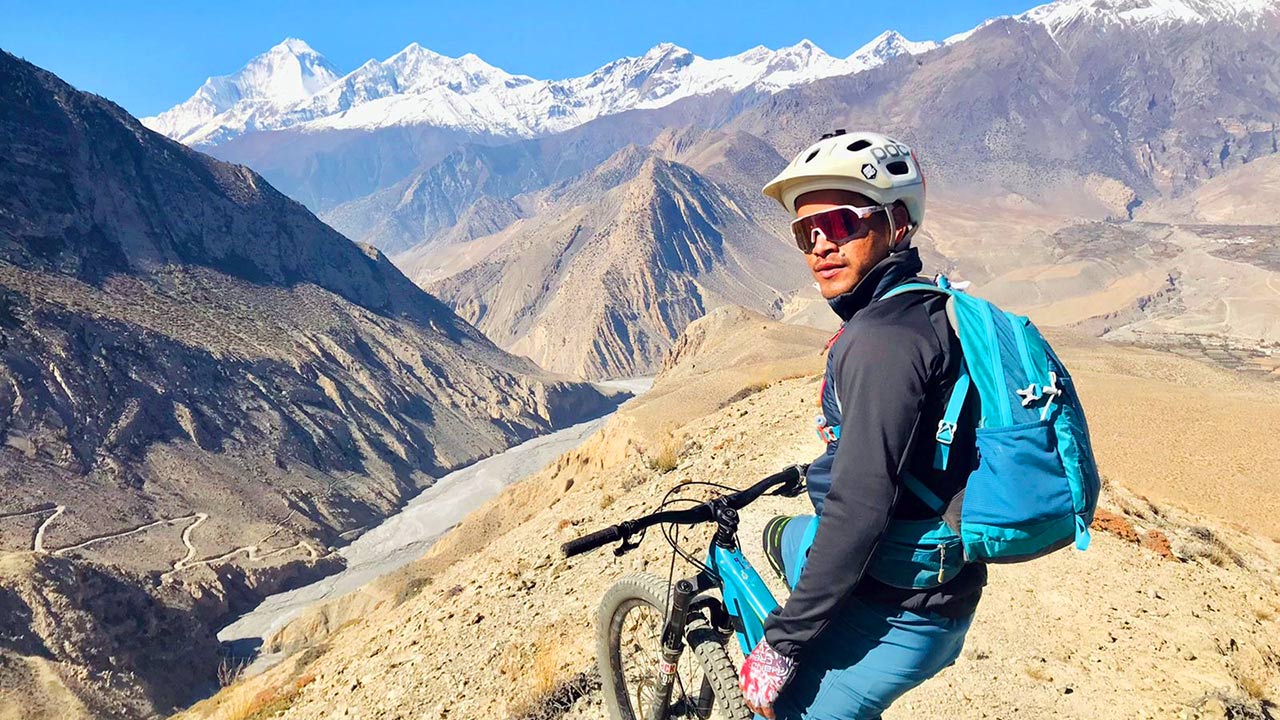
{"left": 217, "top": 377, "right": 652, "bottom": 664}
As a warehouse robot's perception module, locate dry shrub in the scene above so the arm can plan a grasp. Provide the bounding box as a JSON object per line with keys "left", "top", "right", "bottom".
{"left": 217, "top": 656, "right": 248, "bottom": 688}
{"left": 502, "top": 627, "right": 587, "bottom": 716}
{"left": 1192, "top": 689, "right": 1274, "bottom": 720}
{"left": 1024, "top": 665, "right": 1052, "bottom": 683}
{"left": 722, "top": 381, "right": 771, "bottom": 407}
{"left": 1175, "top": 526, "right": 1247, "bottom": 568}
{"left": 1111, "top": 488, "right": 1160, "bottom": 521}
{"left": 215, "top": 672, "right": 317, "bottom": 720}
{"left": 620, "top": 467, "right": 648, "bottom": 491}
{"left": 1237, "top": 673, "right": 1269, "bottom": 703}
{"left": 394, "top": 575, "right": 434, "bottom": 604}
{"left": 599, "top": 493, "right": 616, "bottom": 509}
{"left": 507, "top": 670, "right": 601, "bottom": 720}
{"left": 647, "top": 434, "right": 681, "bottom": 474}
{"left": 213, "top": 692, "right": 254, "bottom": 720}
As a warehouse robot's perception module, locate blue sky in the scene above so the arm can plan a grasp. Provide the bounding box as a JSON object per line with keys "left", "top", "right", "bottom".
{"left": 1, "top": 0, "right": 1044, "bottom": 118}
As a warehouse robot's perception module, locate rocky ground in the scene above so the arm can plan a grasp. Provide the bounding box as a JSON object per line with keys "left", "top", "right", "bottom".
{"left": 182, "top": 308, "right": 1280, "bottom": 720}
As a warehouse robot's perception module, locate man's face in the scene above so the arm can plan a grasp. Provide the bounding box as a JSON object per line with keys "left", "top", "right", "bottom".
{"left": 794, "top": 189, "right": 898, "bottom": 299}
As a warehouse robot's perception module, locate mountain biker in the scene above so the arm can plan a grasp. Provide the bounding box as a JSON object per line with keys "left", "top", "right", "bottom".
{"left": 740, "top": 130, "right": 986, "bottom": 720}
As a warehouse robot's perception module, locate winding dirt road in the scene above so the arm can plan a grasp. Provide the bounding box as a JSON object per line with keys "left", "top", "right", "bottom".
{"left": 2, "top": 504, "right": 318, "bottom": 575}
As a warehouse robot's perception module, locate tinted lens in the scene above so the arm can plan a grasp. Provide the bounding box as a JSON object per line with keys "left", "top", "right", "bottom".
{"left": 790, "top": 207, "right": 875, "bottom": 253}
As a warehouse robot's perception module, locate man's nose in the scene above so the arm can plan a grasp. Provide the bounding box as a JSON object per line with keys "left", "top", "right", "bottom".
{"left": 811, "top": 228, "right": 839, "bottom": 255}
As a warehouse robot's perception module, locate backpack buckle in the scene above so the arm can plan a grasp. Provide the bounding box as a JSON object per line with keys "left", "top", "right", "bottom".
{"left": 1017, "top": 373, "right": 1065, "bottom": 419}
{"left": 935, "top": 420, "right": 956, "bottom": 446}
{"left": 815, "top": 415, "right": 841, "bottom": 444}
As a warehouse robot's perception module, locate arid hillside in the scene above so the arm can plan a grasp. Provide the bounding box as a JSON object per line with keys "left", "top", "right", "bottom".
{"left": 411, "top": 133, "right": 811, "bottom": 379}
{"left": 0, "top": 50, "right": 615, "bottom": 718}
{"left": 186, "top": 309, "right": 1280, "bottom": 720}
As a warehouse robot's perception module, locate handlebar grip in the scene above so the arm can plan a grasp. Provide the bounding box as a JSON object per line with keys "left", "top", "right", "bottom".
{"left": 561, "top": 525, "right": 622, "bottom": 557}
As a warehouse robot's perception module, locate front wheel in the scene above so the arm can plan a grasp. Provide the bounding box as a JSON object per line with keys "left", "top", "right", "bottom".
{"left": 597, "top": 573, "right": 751, "bottom": 720}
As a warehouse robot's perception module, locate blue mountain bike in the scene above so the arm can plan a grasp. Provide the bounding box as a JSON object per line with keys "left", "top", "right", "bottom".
{"left": 562, "top": 464, "right": 808, "bottom": 720}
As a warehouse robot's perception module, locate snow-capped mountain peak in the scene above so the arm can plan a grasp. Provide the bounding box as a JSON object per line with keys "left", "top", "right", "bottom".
{"left": 142, "top": 37, "right": 340, "bottom": 143}
{"left": 381, "top": 42, "right": 523, "bottom": 94}
{"left": 732, "top": 45, "right": 775, "bottom": 63}
{"left": 849, "top": 30, "right": 940, "bottom": 70}
{"left": 773, "top": 38, "right": 836, "bottom": 65}
{"left": 642, "top": 42, "right": 692, "bottom": 59}
{"left": 144, "top": 34, "right": 942, "bottom": 145}
{"left": 273, "top": 37, "right": 318, "bottom": 56}
{"left": 780, "top": 38, "right": 821, "bottom": 53}
{"left": 1020, "top": 0, "right": 1279, "bottom": 35}
{"left": 152, "top": 0, "right": 1279, "bottom": 149}
{"left": 239, "top": 37, "right": 339, "bottom": 102}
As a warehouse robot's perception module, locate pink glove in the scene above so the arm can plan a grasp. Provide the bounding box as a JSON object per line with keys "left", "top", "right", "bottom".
{"left": 739, "top": 637, "right": 796, "bottom": 717}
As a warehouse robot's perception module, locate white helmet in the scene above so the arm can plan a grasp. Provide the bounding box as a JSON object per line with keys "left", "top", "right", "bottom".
{"left": 763, "top": 129, "right": 926, "bottom": 242}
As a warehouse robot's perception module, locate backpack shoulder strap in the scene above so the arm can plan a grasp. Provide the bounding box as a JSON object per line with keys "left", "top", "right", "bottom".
{"left": 880, "top": 282, "right": 952, "bottom": 301}
{"left": 881, "top": 277, "right": 970, "bottom": 472}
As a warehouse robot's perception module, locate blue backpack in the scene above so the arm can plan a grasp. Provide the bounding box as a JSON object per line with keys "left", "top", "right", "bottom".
{"left": 865, "top": 275, "right": 1102, "bottom": 590}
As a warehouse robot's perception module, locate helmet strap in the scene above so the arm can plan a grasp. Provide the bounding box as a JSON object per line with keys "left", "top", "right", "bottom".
{"left": 886, "top": 208, "right": 904, "bottom": 253}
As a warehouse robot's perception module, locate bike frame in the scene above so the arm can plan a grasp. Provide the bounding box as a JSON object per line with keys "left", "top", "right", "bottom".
{"left": 705, "top": 531, "right": 779, "bottom": 655}
{"left": 564, "top": 464, "right": 806, "bottom": 720}
{"left": 645, "top": 502, "right": 780, "bottom": 720}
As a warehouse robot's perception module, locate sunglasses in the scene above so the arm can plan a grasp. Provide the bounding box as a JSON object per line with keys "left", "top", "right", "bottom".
{"left": 789, "top": 204, "right": 887, "bottom": 254}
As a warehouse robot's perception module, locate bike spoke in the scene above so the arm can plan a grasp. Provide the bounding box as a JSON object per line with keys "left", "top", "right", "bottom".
{"left": 617, "top": 601, "right": 722, "bottom": 719}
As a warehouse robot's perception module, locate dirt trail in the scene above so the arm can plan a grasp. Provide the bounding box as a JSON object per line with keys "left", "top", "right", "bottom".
{"left": 32, "top": 505, "right": 64, "bottom": 553}
{"left": 2, "top": 505, "right": 317, "bottom": 576}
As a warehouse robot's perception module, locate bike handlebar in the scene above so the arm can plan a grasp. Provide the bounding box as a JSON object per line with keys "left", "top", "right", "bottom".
{"left": 560, "top": 525, "right": 623, "bottom": 557}
{"left": 560, "top": 463, "right": 807, "bottom": 558}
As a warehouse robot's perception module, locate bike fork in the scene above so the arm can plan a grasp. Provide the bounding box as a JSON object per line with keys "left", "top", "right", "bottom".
{"left": 647, "top": 577, "right": 696, "bottom": 720}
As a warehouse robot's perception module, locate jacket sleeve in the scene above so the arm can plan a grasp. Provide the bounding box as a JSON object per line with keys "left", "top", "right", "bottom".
{"left": 763, "top": 319, "right": 937, "bottom": 658}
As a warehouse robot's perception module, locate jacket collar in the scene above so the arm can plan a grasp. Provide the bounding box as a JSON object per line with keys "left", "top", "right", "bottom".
{"left": 826, "top": 248, "right": 924, "bottom": 323}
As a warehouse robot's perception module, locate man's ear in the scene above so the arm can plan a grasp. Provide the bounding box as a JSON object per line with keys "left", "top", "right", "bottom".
{"left": 890, "top": 203, "right": 911, "bottom": 245}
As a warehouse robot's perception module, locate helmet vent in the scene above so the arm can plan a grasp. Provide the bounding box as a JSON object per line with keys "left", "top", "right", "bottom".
{"left": 847, "top": 140, "right": 872, "bottom": 152}
{"left": 805, "top": 149, "right": 821, "bottom": 163}
{"left": 886, "top": 160, "right": 911, "bottom": 175}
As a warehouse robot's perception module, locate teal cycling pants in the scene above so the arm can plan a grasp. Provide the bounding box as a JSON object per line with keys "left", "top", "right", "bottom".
{"left": 758, "top": 515, "right": 973, "bottom": 720}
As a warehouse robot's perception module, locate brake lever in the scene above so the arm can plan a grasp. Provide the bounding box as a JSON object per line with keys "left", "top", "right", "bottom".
{"left": 613, "top": 534, "right": 642, "bottom": 557}
{"left": 771, "top": 464, "right": 808, "bottom": 497}
{"left": 773, "top": 481, "right": 806, "bottom": 498}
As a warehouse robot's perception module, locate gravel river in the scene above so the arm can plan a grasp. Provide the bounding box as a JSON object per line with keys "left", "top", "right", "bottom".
{"left": 217, "top": 377, "right": 652, "bottom": 668}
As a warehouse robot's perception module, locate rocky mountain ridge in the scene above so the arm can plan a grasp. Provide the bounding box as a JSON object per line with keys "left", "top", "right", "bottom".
{"left": 406, "top": 132, "right": 811, "bottom": 379}
{"left": 0, "top": 49, "right": 614, "bottom": 717}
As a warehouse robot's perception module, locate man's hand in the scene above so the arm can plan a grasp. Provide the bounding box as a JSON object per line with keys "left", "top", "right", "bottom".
{"left": 739, "top": 637, "right": 796, "bottom": 718}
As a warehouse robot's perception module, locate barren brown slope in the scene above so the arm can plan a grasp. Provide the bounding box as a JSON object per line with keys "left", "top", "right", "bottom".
{"left": 1138, "top": 153, "right": 1280, "bottom": 226}
{"left": 188, "top": 310, "right": 1279, "bottom": 720}
{"left": 882, "top": 196, "right": 1280, "bottom": 370}
{"left": 724, "top": 15, "right": 1280, "bottom": 205}
{"left": 412, "top": 143, "right": 810, "bottom": 379}
{"left": 0, "top": 50, "right": 614, "bottom": 718}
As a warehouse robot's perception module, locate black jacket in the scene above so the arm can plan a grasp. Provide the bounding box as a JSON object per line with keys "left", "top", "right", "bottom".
{"left": 763, "top": 248, "right": 986, "bottom": 659}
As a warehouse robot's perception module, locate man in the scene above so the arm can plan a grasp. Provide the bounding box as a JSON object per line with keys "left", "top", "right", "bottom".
{"left": 739, "top": 130, "right": 986, "bottom": 720}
